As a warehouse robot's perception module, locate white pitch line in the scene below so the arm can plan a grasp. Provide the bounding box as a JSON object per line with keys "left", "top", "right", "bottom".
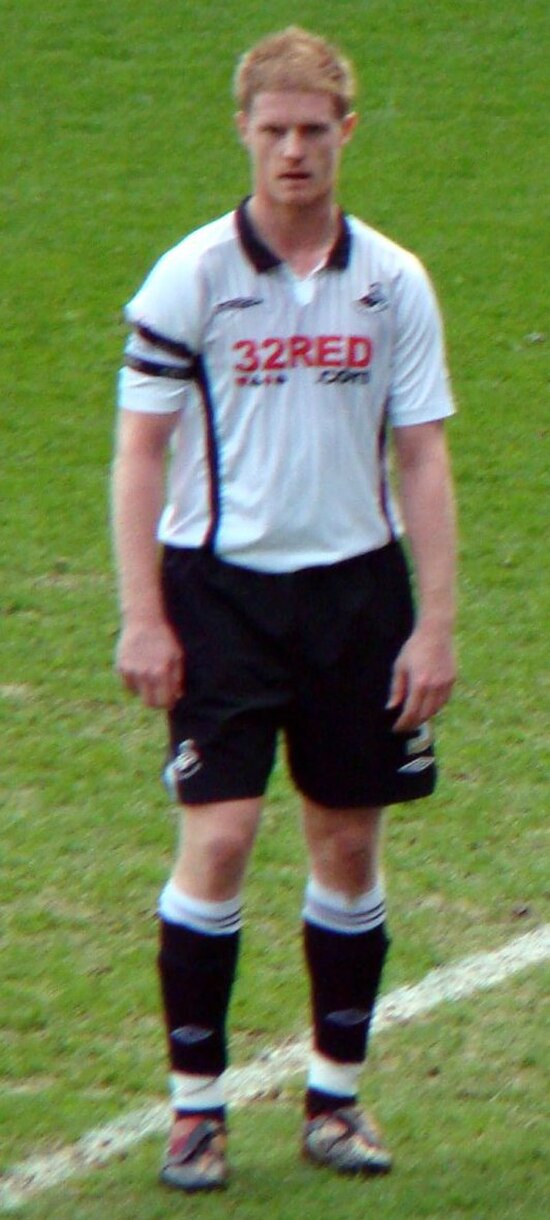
{"left": 1, "top": 924, "right": 549, "bottom": 1212}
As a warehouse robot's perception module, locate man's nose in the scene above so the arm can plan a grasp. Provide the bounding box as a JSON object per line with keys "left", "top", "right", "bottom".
{"left": 282, "top": 127, "right": 304, "bottom": 157}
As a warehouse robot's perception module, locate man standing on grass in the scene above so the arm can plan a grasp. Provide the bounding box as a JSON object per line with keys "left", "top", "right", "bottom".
{"left": 112, "top": 26, "right": 456, "bottom": 1192}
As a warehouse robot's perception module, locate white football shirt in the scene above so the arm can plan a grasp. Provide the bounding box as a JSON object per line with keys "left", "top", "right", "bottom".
{"left": 118, "top": 202, "right": 454, "bottom": 572}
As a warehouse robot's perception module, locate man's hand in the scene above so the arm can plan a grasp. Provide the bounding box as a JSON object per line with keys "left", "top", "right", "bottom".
{"left": 115, "top": 620, "right": 184, "bottom": 709}
{"left": 386, "top": 623, "right": 456, "bottom": 732}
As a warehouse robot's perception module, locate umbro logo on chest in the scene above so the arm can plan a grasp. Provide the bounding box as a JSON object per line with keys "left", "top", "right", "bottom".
{"left": 214, "top": 297, "right": 264, "bottom": 315}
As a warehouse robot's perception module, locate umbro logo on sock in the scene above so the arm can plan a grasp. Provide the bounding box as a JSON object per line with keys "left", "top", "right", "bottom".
{"left": 326, "top": 1008, "right": 370, "bottom": 1028}
{"left": 171, "top": 1025, "right": 214, "bottom": 1045}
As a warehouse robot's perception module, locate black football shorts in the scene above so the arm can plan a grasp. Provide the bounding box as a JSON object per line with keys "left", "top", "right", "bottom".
{"left": 161, "top": 542, "right": 436, "bottom": 808}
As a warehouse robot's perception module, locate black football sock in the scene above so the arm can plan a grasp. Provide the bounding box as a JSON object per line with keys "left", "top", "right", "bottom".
{"left": 303, "top": 877, "right": 390, "bottom": 1117}
{"left": 157, "top": 883, "right": 241, "bottom": 1117}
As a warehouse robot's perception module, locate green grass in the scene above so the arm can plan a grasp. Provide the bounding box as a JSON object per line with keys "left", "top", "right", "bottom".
{"left": 12, "top": 970, "right": 550, "bottom": 1219}
{"left": 1, "top": 0, "right": 549, "bottom": 1213}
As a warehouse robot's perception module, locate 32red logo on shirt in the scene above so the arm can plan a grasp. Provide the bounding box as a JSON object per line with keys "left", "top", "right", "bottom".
{"left": 233, "top": 334, "right": 372, "bottom": 374}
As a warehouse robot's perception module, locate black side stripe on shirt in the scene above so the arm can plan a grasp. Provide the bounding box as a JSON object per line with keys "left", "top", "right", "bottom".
{"left": 194, "top": 354, "right": 222, "bottom": 551}
{"left": 377, "top": 408, "right": 397, "bottom": 543}
{"left": 124, "top": 323, "right": 222, "bottom": 550}
{"left": 124, "top": 355, "right": 196, "bottom": 381}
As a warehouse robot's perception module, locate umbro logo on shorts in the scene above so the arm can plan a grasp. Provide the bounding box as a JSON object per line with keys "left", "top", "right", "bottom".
{"left": 398, "top": 757, "right": 434, "bottom": 775}
{"left": 406, "top": 722, "right": 433, "bottom": 756}
{"left": 398, "top": 723, "right": 434, "bottom": 775}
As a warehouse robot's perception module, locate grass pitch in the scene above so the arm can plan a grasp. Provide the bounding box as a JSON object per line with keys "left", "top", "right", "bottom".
{"left": 1, "top": 0, "right": 548, "bottom": 1215}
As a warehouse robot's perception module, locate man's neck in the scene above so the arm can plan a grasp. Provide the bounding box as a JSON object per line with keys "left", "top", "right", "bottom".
{"left": 247, "top": 195, "right": 340, "bottom": 277}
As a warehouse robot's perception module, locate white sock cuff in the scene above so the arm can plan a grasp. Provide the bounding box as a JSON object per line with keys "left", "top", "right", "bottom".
{"left": 158, "top": 880, "right": 242, "bottom": 935}
{"left": 170, "top": 1071, "right": 225, "bottom": 1112}
{"left": 303, "top": 876, "right": 386, "bottom": 934}
{"left": 307, "top": 1051, "right": 362, "bottom": 1098}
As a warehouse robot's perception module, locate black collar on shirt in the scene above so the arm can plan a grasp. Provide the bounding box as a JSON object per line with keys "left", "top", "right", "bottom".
{"left": 236, "top": 198, "right": 352, "bottom": 273}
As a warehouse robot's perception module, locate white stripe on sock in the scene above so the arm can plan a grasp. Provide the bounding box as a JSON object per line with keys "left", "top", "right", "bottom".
{"left": 169, "top": 1071, "right": 225, "bottom": 1112}
{"left": 158, "top": 880, "right": 242, "bottom": 935}
{"left": 307, "top": 1051, "right": 362, "bottom": 1098}
{"left": 303, "top": 876, "right": 386, "bottom": 934}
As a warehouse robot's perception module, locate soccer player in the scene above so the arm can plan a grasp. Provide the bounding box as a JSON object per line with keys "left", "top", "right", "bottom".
{"left": 112, "top": 26, "right": 457, "bottom": 1192}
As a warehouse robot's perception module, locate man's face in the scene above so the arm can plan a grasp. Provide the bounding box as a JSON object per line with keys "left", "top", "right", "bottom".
{"left": 237, "top": 91, "right": 357, "bottom": 210}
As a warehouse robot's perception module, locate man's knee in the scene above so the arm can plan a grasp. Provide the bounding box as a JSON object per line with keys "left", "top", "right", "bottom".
{"left": 174, "top": 799, "right": 261, "bottom": 896}
{"left": 303, "top": 802, "right": 384, "bottom": 894}
{"left": 198, "top": 825, "right": 253, "bottom": 875}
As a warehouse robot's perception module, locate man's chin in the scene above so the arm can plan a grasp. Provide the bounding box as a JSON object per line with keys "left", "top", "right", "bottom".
{"left": 275, "top": 178, "right": 318, "bottom": 204}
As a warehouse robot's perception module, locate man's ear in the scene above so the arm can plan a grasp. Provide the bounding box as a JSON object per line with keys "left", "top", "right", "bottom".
{"left": 341, "top": 111, "right": 358, "bottom": 144}
{"left": 235, "top": 110, "right": 249, "bottom": 146}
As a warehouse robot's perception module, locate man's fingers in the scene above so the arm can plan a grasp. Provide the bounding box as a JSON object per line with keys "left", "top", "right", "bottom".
{"left": 392, "top": 679, "right": 454, "bottom": 732}
{"left": 115, "top": 623, "right": 184, "bottom": 709}
{"left": 117, "top": 657, "right": 184, "bottom": 709}
{"left": 385, "top": 665, "right": 407, "bottom": 712}
{"left": 392, "top": 695, "right": 425, "bottom": 733}
{"left": 387, "top": 626, "right": 456, "bottom": 733}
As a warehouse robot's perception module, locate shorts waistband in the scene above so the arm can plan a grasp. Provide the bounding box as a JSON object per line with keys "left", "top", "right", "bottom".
{"left": 162, "top": 541, "right": 403, "bottom": 580}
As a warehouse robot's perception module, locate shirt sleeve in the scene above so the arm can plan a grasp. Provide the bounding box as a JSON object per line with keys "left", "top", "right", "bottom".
{"left": 117, "top": 241, "right": 203, "bottom": 415}
{"left": 387, "top": 253, "right": 455, "bottom": 427}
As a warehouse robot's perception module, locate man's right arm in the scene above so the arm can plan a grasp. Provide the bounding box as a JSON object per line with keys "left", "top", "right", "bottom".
{"left": 111, "top": 407, "right": 184, "bottom": 709}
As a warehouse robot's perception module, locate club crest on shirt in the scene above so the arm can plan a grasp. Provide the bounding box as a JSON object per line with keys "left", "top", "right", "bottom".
{"left": 356, "top": 282, "right": 390, "bottom": 313}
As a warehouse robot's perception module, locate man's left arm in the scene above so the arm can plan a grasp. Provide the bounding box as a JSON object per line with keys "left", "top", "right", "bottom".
{"left": 388, "top": 419, "right": 457, "bottom": 731}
